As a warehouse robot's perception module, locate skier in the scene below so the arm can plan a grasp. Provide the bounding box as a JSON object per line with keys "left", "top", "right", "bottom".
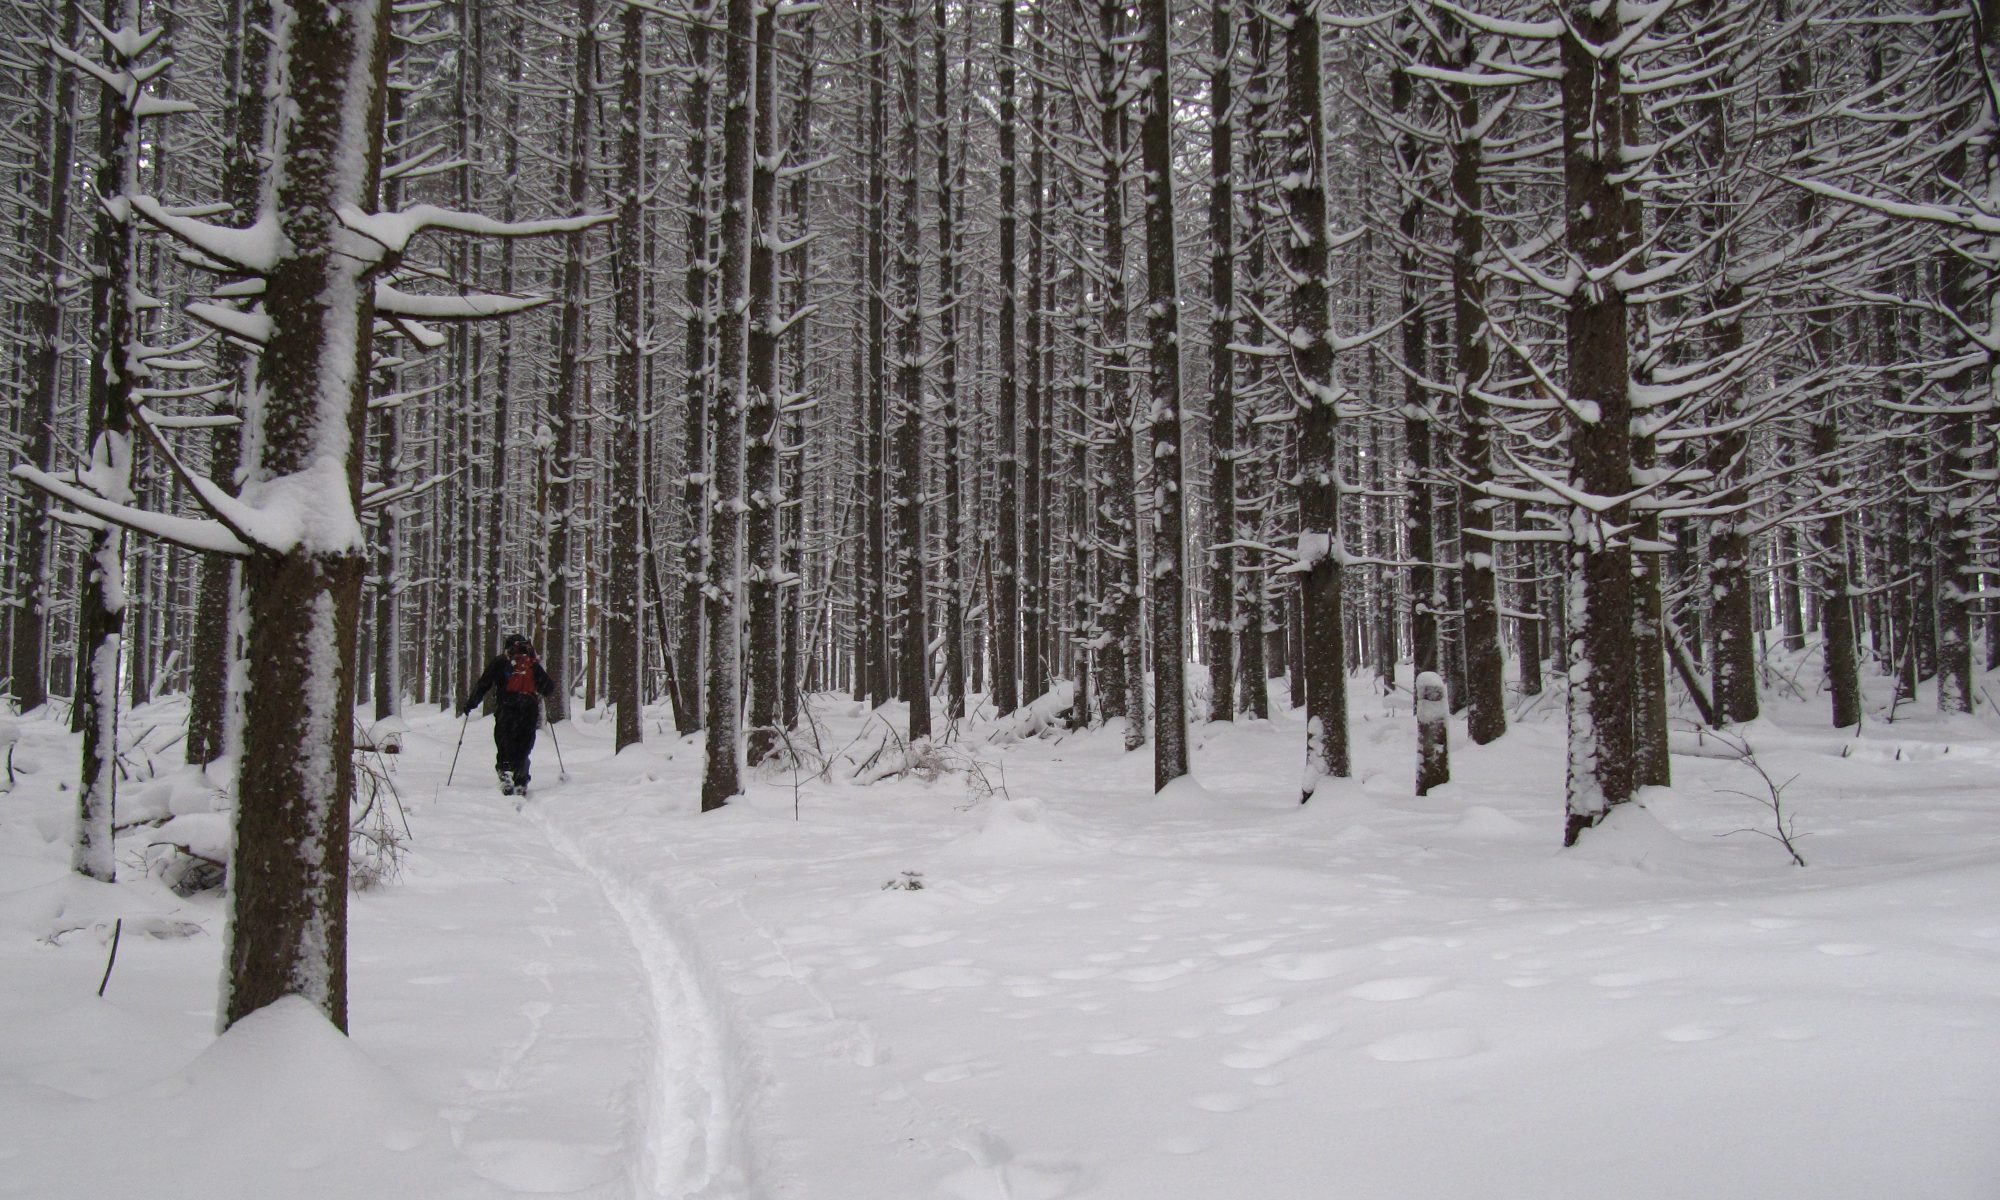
{"left": 458, "top": 633, "right": 557, "bottom": 796}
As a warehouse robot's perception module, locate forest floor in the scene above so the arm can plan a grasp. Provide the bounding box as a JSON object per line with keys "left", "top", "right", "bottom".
{"left": 2, "top": 657, "right": 1998, "bottom": 1199}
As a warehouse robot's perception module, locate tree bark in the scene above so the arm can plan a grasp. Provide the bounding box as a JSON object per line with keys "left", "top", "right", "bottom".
{"left": 1283, "top": 0, "right": 1347, "bottom": 800}
{"left": 1140, "top": 0, "right": 1187, "bottom": 789}
{"left": 1206, "top": 0, "right": 1238, "bottom": 724}
{"left": 609, "top": 0, "right": 647, "bottom": 753}
{"left": 224, "top": 0, "right": 393, "bottom": 1031}
{"left": 702, "top": 0, "right": 756, "bottom": 810}
{"left": 745, "top": 0, "right": 783, "bottom": 763}
{"left": 1560, "top": 6, "right": 1638, "bottom": 844}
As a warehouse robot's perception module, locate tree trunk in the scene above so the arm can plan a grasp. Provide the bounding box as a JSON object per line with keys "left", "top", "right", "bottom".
{"left": 745, "top": 0, "right": 783, "bottom": 763}
{"left": 677, "top": 2, "right": 715, "bottom": 735}
{"left": 223, "top": 0, "right": 393, "bottom": 1031}
{"left": 894, "top": 0, "right": 930, "bottom": 742}
{"left": 1206, "top": 0, "right": 1238, "bottom": 724}
{"left": 702, "top": 0, "right": 756, "bottom": 810}
{"left": 1140, "top": 0, "right": 1187, "bottom": 789}
{"left": 1445, "top": 18, "right": 1506, "bottom": 747}
{"left": 1560, "top": 6, "right": 1638, "bottom": 844}
{"left": 993, "top": 0, "right": 1021, "bottom": 718}
{"left": 1283, "top": 0, "right": 1347, "bottom": 800}
{"left": 934, "top": 0, "right": 965, "bottom": 722}
{"left": 71, "top": 0, "right": 144, "bottom": 882}
{"left": 608, "top": 0, "right": 647, "bottom": 753}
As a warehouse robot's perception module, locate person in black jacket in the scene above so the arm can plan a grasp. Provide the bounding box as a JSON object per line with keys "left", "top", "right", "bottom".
{"left": 459, "top": 633, "right": 557, "bottom": 796}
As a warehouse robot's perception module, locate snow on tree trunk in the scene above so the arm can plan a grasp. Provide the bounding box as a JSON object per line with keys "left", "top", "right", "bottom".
{"left": 1206, "top": 0, "right": 1238, "bottom": 725}
{"left": 539, "top": 0, "right": 593, "bottom": 728}
{"left": 677, "top": 1, "right": 715, "bottom": 736}
{"left": 70, "top": 0, "right": 154, "bottom": 882}
{"left": 1392, "top": 15, "right": 1437, "bottom": 682}
{"left": 609, "top": 0, "right": 647, "bottom": 754}
{"left": 1139, "top": 0, "right": 1187, "bottom": 789}
{"left": 1415, "top": 671, "right": 1449, "bottom": 796}
{"left": 934, "top": 0, "right": 966, "bottom": 723}
{"left": 782, "top": 17, "right": 818, "bottom": 736}
{"left": 1093, "top": 0, "right": 1144, "bottom": 748}
{"left": 864, "top": 0, "right": 890, "bottom": 709}
{"left": 1023, "top": 16, "right": 1051, "bottom": 707}
{"left": 1697, "top": 33, "right": 1757, "bottom": 727}
{"left": 992, "top": 0, "right": 1020, "bottom": 719}
{"left": 894, "top": 0, "right": 930, "bottom": 744}
{"left": 223, "top": 0, "right": 393, "bottom": 1031}
{"left": 701, "top": 0, "right": 755, "bottom": 812}
{"left": 1560, "top": 6, "right": 1638, "bottom": 846}
{"left": 1282, "top": 0, "right": 1347, "bottom": 801}
{"left": 745, "top": 0, "right": 783, "bottom": 765}
{"left": 1444, "top": 16, "right": 1506, "bottom": 750}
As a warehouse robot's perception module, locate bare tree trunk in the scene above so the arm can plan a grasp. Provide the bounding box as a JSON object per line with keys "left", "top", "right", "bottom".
{"left": 745, "top": 0, "right": 783, "bottom": 763}
{"left": 1140, "top": 0, "right": 1187, "bottom": 788}
{"left": 1393, "top": 16, "right": 1437, "bottom": 682}
{"left": 541, "top": 0, "right": 595, "bottom": 725}
{"left": 1444, "top": 17, "right": 1505, "bottom": 747}
{"left": 677, "top": 2, "right": 715, "bottom": 735}
{"left": 893, "top": 0, "right": 930, "bottom": 742}
{"left": 1023, "top": 15, "right": 1050, "bottom": 706}
{"left": 609, "top": 0, "right": 648, "bottom": 752}
{"left": 992, "top": 0, "right": 1021, "bottom": 718}
{"left": 782, "top": 16, "right": 818, "bottom": 735}
{"left": 1282, "top": 0, "right": 1347, "bottom": 799}
{"left": 70, "top": 0, "right": 145, "bottom": 881}
{"left": 864, "top": 0, "right": 890, "bottom": 708}
{"left": 1206, "top": 0, "right": 1238, "bottom": 724}
{"left": 1561, "top": 6, "right": 1638, "bottom": 844}
{"left": 702, "top": 0, "right": 756, "bottom": 810}
{"left": 224, "top": 0, "right": 393, "bottom": 1031}
{"left": 934, "top": 0, "right": 965, "bottom": 722}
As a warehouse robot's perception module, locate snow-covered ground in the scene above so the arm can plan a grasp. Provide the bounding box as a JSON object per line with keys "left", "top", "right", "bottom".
{"left": 2, "top": 663, "right": 1997, "bottom": 1199}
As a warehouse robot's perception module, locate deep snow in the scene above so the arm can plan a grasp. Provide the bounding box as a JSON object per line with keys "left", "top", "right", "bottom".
{"left": 2, "top": 663, "right": 1996, "bottom": 1199}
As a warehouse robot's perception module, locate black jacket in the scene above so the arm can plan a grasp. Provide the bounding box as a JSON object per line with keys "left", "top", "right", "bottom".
{"left": 461, "top": 651, "right": 555, "bottom": 716}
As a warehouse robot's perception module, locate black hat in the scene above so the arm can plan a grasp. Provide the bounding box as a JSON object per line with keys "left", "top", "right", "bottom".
{"left": 504, "top": 633, "right": 532, "bottom": 653}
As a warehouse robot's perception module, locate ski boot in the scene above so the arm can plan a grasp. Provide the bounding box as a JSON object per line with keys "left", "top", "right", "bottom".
{"left": 498, "top": 769, "right": 516, "bottom": 796}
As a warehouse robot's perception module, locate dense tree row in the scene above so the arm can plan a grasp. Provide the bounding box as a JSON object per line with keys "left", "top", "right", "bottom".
{"left": 2, "top": 0, "right": 1994, "bottom": 1027}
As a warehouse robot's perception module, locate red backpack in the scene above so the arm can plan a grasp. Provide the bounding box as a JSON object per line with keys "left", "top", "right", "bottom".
{"left": 503, "top": 652, "right": 540, "bottom": 697}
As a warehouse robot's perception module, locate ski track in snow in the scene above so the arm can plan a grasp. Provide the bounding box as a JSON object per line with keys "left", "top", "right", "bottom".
{"left": 532, "top": 808, "right": 757, "bottom": 1200}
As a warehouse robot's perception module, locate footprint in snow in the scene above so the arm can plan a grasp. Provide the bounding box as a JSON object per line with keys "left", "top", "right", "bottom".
{"left": 1222, "top": 1025, "right": 1329, "bottom": 1070}
{"left": 1344, "top": 976, "right": 1447, "bottom": 1002}
{"left": 1363, "top": 1028, "right": 1486, "bottom": 1062}
{"left": 888, "top": 965, "right": 992, "bottom": 990}
{"left": 1118, "top": 960, "right": 1196, "bottom": 985}
{"left": 1258, "top": 951, "right": 1352, "bottom": 981}
{"left": 1212, "top": 937, "right": 1276, "bottom": 958}
{"left": 923, "top": 1060, "right": 998, "bottom": 1083}
{"left": 893, "top": 930, "right": 961, "bottom": 948}
{"left": 1816, "top": 943, "right": 1877, "bottom": 957}
{"left": 1188, "top": 1092, "right": 1253, "bottom": 1113}
{"left": 1661, "top": 1024, "right": 1728, "bottom": 1043}
{"left": 1088, "top": 1039, "right": 1153, "bottom": 1056}
{"left": 1222, "top": 996, "right": 1283, "bottom": 1016}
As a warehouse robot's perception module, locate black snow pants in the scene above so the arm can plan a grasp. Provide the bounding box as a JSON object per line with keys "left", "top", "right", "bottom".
{"left": 494, "top": 697, "right": 540, "bottom": 788}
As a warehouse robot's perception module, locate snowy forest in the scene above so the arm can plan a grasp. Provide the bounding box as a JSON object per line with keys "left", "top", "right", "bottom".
{"left": 1, "top": 0, "right": 1997, "bottom": 1196}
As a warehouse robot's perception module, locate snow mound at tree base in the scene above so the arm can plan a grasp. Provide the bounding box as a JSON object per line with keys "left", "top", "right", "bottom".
{"left": 3, "top": 996, "right": 499, "bottom": 1199}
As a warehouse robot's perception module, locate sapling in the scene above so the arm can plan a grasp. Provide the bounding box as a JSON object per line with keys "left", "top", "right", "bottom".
{"left": 1720, "top": 748, "right": 1807, "bottom": 867}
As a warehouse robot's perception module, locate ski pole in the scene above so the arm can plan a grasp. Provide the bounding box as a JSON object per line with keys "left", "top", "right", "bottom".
{"left": 546, "top": 706, "right": 569, "bottom": 781}
{"left": 446, "top": 709, "right": 470, "bottom": 785}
